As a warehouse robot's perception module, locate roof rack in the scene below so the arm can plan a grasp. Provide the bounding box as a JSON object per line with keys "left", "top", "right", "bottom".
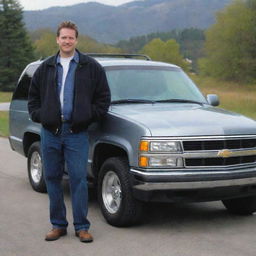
{"left": 87, "top": 53, "right": 151, "bottom": 61}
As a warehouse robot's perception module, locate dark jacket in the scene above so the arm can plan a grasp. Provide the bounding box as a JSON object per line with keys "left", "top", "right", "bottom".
{"left": 28, "top": 50, "right": 111, "bottom": 133}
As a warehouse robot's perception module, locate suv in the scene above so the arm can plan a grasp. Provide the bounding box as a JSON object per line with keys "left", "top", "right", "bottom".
{"left": 9, "top": 54, "right": 256, "bottom": 227}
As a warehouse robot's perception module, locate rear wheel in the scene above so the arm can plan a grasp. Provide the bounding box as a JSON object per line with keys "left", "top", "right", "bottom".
{"left": 222, "top": 196, "right": 256, "bottom": 215}
{"left": 27, "top": 141, "right": 46, "bottom": 193}
{"left": 98, "top": 157, "right": 143, "bottom": 227}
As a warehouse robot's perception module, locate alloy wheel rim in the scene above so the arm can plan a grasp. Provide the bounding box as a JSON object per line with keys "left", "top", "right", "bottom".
{"left": 102, "top": 171, "right": 122, "bottom": 214}
{"left": 30, "top": 151, "right": 42, "bottom": 184}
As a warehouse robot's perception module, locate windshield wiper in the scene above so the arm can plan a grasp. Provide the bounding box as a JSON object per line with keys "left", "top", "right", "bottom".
{"left": 111, "top": 99, "right": 155, "bottom": 104}
{"left": 155, "top": 99, "right": 204, "bottom": 105}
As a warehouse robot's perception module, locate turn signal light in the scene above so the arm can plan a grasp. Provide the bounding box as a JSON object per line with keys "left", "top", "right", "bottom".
{"left": 139, "top": 141, "right": 149, "bottom": 152}
{"left": 139, "top": 156, "right": 148, "bottom": 167}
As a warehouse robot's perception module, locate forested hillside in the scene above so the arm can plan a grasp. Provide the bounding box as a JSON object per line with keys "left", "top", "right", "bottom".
{"left": 116, "top": 28, "right": 205, "bottom": 71}
{"left": 24, "top": 0, "right": 232, "bottom": 43}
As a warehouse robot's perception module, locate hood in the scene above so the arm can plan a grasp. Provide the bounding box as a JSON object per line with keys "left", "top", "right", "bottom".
{"left": 109, "top": 103, "right": 256, "bottom": 137}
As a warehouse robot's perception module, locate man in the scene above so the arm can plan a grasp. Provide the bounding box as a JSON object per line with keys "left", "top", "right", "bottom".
{"left": 28, "top": 21, "right": 111, "bottom": 243}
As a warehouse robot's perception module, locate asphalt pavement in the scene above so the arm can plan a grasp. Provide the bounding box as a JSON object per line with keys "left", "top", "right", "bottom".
{"left": 0, "top": 102, "right": 10, "bottom": 111}
{"left": 1, "top": 137, "right": 256, "bottom": 256}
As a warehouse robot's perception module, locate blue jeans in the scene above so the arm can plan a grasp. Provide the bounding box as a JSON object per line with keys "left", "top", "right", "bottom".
{"left": 41, "top": 123, "right": 90, "bottom": 231}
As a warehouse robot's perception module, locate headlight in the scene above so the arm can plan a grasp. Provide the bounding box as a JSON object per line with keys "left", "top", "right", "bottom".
{"left": 139, "top": 156, "right": 184, "bottom": 168}
{"left": 150, "top": 141, "right": 181, "bottom": 152}
{"left": 139, "top": 140, "right": 182, "bottom": 152}
{"left": 149, "top": 156, "right": 183, "bottom": 167}
{"left": 139, "top": 139, "right": 184, "bottom": 168}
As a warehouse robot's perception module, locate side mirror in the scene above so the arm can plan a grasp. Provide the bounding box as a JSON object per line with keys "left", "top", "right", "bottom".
{"left": 207, "top": 94, "right": 220, "bottom": 106}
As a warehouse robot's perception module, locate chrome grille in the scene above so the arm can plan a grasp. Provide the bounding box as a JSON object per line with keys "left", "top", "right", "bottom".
{"left": 183, "top": 139, "right": 256, "bottom": 151}
{"left": 185, "top": 156, "right": 256, "bottom": 167}
{"left": 183, "top": 137, "right": 256, "bottom": 168}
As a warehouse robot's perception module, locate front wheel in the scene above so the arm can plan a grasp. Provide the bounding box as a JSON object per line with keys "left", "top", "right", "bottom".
{"left": 222, "top": 196, "right": 256, "bottom": 215}
{"left": 98, "top": 157, "right": 143, "bottom": 227}
{"left": 27, "top": 141, "right": 46, "bottom": 193}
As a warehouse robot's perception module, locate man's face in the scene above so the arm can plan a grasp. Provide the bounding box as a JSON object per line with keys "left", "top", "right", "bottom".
{"left": 56, "top": 28, "right": 78, "bottom": 57}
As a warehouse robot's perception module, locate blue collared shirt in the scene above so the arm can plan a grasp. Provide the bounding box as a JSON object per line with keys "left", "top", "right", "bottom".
{"left": 56, "top": 51, "right": 79, "bottom": 121}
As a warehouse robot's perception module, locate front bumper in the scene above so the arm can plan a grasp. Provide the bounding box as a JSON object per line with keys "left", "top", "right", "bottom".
{"left": 131, "top": 166, "right": 256, "bottom": 190}
{"left": 130, "top": 166, "right": 256, "bottom": 202}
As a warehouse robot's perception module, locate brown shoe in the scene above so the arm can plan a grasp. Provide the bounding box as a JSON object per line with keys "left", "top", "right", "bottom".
{"left": 75, "top": 230, "right": 93, "bottom": 243}
{"left": 45, "top": 228, "right": 67, "bottom": 241}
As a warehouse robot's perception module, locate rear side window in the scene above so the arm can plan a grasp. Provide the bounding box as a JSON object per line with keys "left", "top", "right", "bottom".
{"left": 12, "top": 64, "right": 39, "bottom": 100}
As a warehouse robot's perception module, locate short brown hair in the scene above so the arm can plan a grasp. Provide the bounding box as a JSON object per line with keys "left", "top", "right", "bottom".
{"left": 57, "top": 21, "right": 79, "bottom": 38}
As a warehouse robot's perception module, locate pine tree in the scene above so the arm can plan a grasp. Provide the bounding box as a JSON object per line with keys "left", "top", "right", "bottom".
{"left": 0, "top": 0, "right": 34, "bottom": 91}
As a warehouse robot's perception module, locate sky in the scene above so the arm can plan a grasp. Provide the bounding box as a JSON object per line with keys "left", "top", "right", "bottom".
{"left": 19, "top": 0, "right": 135, "bottom": 10}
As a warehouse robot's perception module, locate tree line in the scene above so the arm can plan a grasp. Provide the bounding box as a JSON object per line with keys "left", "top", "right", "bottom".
{"left": 116, "top": 28, "right": 205, "bottom": 71}
{"left": 1, "top": 0, "right": 256, "bottom": 91}
{"left": 199, "top": 0, "right": 256, "bottom": 82}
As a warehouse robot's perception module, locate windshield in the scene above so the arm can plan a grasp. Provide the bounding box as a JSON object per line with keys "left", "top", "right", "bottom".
{"left": 105, "top": 66, "right": 207, "bottom": 104}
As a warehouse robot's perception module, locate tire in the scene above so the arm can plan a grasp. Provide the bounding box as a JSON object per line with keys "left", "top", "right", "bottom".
{"left": 27, "top": 141, "right": 47, "bottom": 193}
{"left": 222, "top": 196, "right": 256, "bottom": 215}
{"left": 98, "top": 157, "right": 143, "bottom": 227}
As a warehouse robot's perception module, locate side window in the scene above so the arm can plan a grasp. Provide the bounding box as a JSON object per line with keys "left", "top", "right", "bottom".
{"left": 12, "top": 64, "right": 39, "bottom": 100}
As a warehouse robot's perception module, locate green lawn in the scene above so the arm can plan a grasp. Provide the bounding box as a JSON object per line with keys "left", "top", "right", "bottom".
{"left": 0, "top": 77, "right": 256, "bottom": 137}
{"left": 0, "top": 92, "right": 12, "bottom": 103}
{"left": 0, "top": 111, "right": 9, "bottom": 137}
{"left": 0, "top": 92, "right": 11, "bottom": 137}
{"left": 193, "top": 76, "right": 256, "bottom": 120}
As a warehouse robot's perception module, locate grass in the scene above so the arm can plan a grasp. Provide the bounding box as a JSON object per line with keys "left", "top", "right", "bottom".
{"left": 193, "top": 76, "right": 256, "bottom": 120}
{"left": 0, "top": 92, "right": 12, "bottom": 103}
{"left": 0, "top": 111, "right": 9, "bottom": 137}
{"left": 0, "top": 76, "right": 256, "bottom": 137}
{"left": 0, "top": 92, "right": 11, "bottom": 137}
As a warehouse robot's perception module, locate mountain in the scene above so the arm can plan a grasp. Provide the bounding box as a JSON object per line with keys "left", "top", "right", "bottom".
{"left": 23, "top": 0, "right": 232, "bottom": 43}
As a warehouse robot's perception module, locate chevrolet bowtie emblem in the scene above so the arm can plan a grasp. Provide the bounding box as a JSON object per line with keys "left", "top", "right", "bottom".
{"left": 217, "top": 149, "right": 233, "bottom": 158}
